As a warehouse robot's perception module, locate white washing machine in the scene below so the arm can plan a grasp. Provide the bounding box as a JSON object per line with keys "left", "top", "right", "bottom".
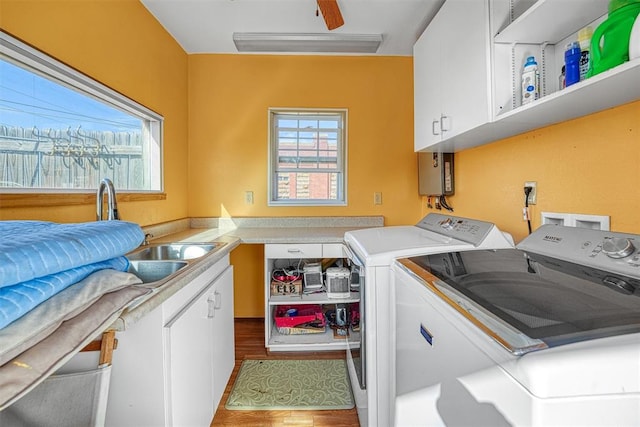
{"left": 393, "top": 224, "right": 640, "bottom": 426}
{"left": 343, "top": 213, "right": 514, "bottom": 426}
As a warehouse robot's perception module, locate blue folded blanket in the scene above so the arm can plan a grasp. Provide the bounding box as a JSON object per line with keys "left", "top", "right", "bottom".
{"left": 0, "top": 220, "right": 144, "bottom": 288}
{"left": 0, "top": 257, "right": 130, "bottom": 329}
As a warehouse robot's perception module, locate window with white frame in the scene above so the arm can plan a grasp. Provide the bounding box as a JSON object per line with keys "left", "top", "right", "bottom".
{"left": 269, "top": 108, "right": 347, "bottom": 206}
{"left": 0, "top": 31, "right": 163, "bottom": 192}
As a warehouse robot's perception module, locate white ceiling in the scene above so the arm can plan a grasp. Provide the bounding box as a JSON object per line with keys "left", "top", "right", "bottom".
{"left": 140, "top": 0, "right": 445, "bottom": 56}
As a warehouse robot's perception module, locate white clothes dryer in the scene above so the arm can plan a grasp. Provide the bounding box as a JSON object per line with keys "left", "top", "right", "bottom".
{"left": 343, "top": 213, "right": 514, "bottom": 426}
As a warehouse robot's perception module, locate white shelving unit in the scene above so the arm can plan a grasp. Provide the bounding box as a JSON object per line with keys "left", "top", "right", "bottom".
{"left": 494, "top": 0, "right": 609, "bottom": 44}
{"left": 415, "top": 0, "right": 640, "bottom": 152}
{"left": 264, "top": 243, "right": 360, "bottom": 352}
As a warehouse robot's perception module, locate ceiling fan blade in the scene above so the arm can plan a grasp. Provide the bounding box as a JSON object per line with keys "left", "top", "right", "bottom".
{"left": 317, "top": 0, "right": 344, "bottom": 30}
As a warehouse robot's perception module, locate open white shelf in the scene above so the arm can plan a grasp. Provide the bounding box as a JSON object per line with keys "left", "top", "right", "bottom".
{"left": 269, "top": 291, "right": 360, "bottom": 305}
{"left": 426, "top": 57, "right": 640, "bottom": 153}
{"left": 268, "top": 323, "right": 359, "bottom": 352}
{"left": 495, "top": 0, "right": 608, "bottom": 44}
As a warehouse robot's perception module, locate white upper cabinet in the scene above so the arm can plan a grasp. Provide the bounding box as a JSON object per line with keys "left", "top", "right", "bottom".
{"left": 413, "top": 0, "right": 640, "bottom": 152}
{"left": 414, "top": 13, "right": 443, "bottom": 150}
{"left": 414, "top": 0, "right": 492, "bottom": 151}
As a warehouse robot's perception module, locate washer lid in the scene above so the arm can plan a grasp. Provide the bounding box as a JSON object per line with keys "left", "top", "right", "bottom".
{"left": 403, "top": 248, "right": 640, "bottom": 355}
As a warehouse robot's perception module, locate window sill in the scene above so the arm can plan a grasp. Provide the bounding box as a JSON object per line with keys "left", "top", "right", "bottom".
{"left": 0, "top": 192, "right": 167, "bottom": 209}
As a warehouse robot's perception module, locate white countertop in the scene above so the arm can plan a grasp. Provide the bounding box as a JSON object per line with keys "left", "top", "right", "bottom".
{"left": 116, "top": 216, "right": 384, "bottom": 330}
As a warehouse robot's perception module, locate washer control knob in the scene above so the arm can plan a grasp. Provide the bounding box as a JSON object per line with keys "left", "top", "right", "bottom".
{"left": 440, "top": 218, "right": 455, "bottom": 230}
{"left": 602, "top": 238, "right": 636, "bottom": 259}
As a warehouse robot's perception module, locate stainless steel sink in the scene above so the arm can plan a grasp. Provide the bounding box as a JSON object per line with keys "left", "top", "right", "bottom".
{"left": 127, "top": 260, "right": 188, "bottom": 284}
{"left": 127, "top": 243, "right": 222, "bottom": 261}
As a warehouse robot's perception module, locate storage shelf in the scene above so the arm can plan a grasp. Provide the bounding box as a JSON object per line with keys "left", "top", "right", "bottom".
{"left": 268, "top": 323, "right": 359, "bottom": 352}
{"left": 268, "top": 291, "right": 360, "bottom": 305}
{"left": 497, "top": 59, "right": 640, "bottom": 120}
{"left": 420, "top": 58, "right": 640, "bottom": 153}
{"left": 495, "top": 0, "right": 608, "bottom": 44}
{"left": 264, "top": 243, "right": 357, "bottom": 353}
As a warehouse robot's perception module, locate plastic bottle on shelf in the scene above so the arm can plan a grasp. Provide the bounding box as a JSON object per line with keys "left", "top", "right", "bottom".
{"left": 565, "top": 41, "right": 581, "bottom": 86}
{"left": 587, "top": 0, "right": 640, "bottom": 77}
{"left": 631, "top": 13, "right": 640, "bottom": 60}
{"left": 521, "top": 56, "right": 539, "bottom": 105}
{"left": 578, "top": 26, "right": 593, "bottom": 81}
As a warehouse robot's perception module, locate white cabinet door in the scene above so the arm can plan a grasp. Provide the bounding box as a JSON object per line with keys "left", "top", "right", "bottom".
{"left": 165, "top": 265, "right": 235, "bottom": 427}
{"left": 414, "top": 0, "right": 492, "bottom": 151}
{"left": 414, "top": 14, "right": 444, "bottom": 151}
{"left": 106, "top": 307, "right": 166, "bottom": 427}
{"left": 439, "top": 0, "right": 491, "bottom": 141}
{"left": 211, "top": 266, "right": 235, "bottom": 410}
{"left": 165, "top": 278, "right": 216, "bottom": 427}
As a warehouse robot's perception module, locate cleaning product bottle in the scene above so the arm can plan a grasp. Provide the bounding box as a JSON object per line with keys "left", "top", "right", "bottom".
{"left": 521, "top": 56, "right": 539, "bottom": 105}
{"left": 578, "top": 26, "right": 593, "bottom": 81}
{"left": 588, "top": 0, "right": 640, "bottom": 77}
{"left": 565, "top": 41, "right": 581, "bottom": 86}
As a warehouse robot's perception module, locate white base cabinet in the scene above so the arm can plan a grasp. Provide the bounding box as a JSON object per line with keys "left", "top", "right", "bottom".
{"left": 264, "top": 243, "right": 360, "bottom": 352}
{"left": 105, "top": 256, "right": 234, "bottom": 427}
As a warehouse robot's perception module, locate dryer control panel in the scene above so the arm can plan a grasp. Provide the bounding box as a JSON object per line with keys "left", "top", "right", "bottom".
{"left": 416, "top": 213, "right": 497, "bottom": 247}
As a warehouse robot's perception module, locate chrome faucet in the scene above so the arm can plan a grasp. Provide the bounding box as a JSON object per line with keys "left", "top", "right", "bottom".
{"left": 96, "top": 178, "right": 120, "bottom": 221}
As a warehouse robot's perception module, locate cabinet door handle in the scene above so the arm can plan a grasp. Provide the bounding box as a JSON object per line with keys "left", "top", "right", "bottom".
{"left": 432, "top": 119, "right": 441, "bottom": 135}
{"left": 287, "top": 248, "right": 302, "bottom": 253}
{"left": 207, "top": 293, "right": 216, "bottom": 318}
{"left": 440, "top": 115, "right": 450, "bottom": 133}
{"left": 214, "top": 291, "right": 222, "bottom": 310}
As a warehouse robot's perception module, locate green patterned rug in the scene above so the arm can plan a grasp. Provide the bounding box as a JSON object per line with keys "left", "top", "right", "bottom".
{"left": 225, "top": 359, "right": 355, "bottom": 410}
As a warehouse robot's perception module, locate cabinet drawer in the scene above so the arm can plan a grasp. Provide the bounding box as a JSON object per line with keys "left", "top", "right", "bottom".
{"left": 322, "top": 243, "right": 345, "bottom": 258}
{"left": 265, "top": 244, "right": 322, "bottom": 259}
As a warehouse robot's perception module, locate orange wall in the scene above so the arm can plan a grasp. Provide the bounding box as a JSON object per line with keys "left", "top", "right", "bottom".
{"left": 2, "top": 1, "right": 639, "bottom": 317}
{"left": 188, "top": 54, "right": 420, "bottom": 317}
{"left": 422, "top": 100, "right": 640, "bottom": 243}
{"left": 0, "top": 0, "right": 189, "bottom": 225}
{"left": 230, "top": 244, "right": 265, "bottom": 318}
{"left": 187, "top": 54, "right": 421, "bottom": 226}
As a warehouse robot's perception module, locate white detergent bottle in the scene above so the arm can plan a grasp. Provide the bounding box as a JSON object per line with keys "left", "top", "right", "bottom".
{"left": 521, "top": 56, "right": 539, "bottom": 105}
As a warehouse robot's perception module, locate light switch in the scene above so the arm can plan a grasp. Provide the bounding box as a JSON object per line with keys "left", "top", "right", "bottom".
{"left": 374, "top": 192, "right": 382, "bottom": 205}
{"left": 245, "top": 191, "right": 254, "bottom": 205}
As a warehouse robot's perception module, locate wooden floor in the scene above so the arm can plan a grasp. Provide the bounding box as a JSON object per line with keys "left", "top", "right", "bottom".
{"left": 211, "top": 318, "right": 360, "bottom": 427}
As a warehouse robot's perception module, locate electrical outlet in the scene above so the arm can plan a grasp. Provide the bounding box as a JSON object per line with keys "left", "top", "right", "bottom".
{"left": 524, "top": 181, "right": 537, "bottom": 205}
{"left": 244, "top": 191, "right": 254, "bottom": 205}
{"left": 374, "top": 192, "right": 382, "bottom": 205}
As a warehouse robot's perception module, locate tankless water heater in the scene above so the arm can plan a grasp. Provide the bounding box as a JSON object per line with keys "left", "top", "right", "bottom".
{"left": 418, "top": 152, "right": 454, "bottom": 196}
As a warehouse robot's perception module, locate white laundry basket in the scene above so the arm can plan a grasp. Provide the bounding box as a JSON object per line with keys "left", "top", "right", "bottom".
{"left": 0, "top": 365, "right": 112, "bottom": 427}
